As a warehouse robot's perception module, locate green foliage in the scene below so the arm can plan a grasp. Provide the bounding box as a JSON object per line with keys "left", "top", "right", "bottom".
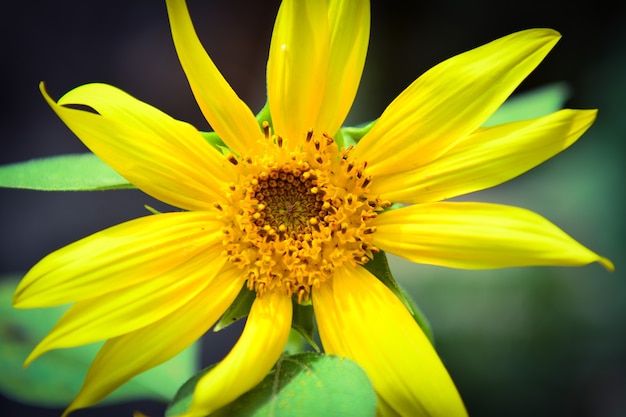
{"left": 291, "top": 302, "right": 320, "bottom": 352}
{"left": 0, "top": 277, "right": 199, "bottom": 407}
{"left": 0, "top": 153, "right": 132, "bottom": 191}
{"left": 166, "top": 353, "right": 377, "bottom": 417}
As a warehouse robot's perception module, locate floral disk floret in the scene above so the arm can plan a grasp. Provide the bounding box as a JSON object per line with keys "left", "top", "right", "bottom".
{"left": 12, "top": 0, "right": 613, "bottom": 417}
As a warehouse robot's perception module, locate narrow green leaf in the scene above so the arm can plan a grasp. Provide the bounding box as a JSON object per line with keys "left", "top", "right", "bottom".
{"left": 483, "top": 82, "right": 570, "bottom": 126}
{"left": 166, "top": 353, "right": 377, "bottom": 417}
{"left": 213, "top": 286, "right": 256, "bottom": 332}
{"left": 0, "top": 277, "right": 199, "bottom": 407}
{"left": 363, "top": 251, "right": 435, "bottom": 345}
{"left": 291, "top": 301, "right": 320, "bottom": 352}
{"left": 0, "top": 154, "right": 133, "bottom": 191}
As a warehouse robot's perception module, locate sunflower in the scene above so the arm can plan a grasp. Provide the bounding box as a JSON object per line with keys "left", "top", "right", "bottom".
{"left": 13, "top": 0, "right": 612, "bottom": 416}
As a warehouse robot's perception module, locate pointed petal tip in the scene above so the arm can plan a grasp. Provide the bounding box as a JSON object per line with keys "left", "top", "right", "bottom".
{"left": 12, "top": 290, "right": 23, "bottom": 308}
{"left": 12, "top": 279, "right": 34, "bottom": 309}
{"left": 527, "top": 27, "right": 561, "bottom": 41}
{"left": 23, "top": 346, "right": 42, "bottom": 368}
{"left": 599, "top": 256, "right": 615, "bottom": 272}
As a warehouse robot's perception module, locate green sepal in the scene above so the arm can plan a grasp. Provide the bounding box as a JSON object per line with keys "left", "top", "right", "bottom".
{"left": 291, "top": 300, "right": 320, "bottom": 352}
{"left": 363, "top": 250, "right": 435, "bottom": 345}
{"left": 166, "top": 352, "right": 377, "bottom": 417}
{"left": 199, "top": 131, "right": 230, "bottom": 155}
{"left": 333, "top": 128, "right": 346, "bottom": 148}
{"left": 213, "top": 285, "right": 256, "bottom": 332}
{"left": 0, "top": 153, "right": 133, "bottom": 191}
{"left": 255, "top": 101, "right": 273, "bottom": 131}
{"left": 340, "top": 119, "right": 377, "bottom": 146}
{"left": 483, "top": 82, "right": 570, "bottom": 126}
{"left": 0, "top": 277, "right": 199, "bottom": 407}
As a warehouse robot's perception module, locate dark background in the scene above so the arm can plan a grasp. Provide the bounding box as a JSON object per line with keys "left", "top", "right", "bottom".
{"left": 1, "top": 1, "right": 624, "bottom": 416}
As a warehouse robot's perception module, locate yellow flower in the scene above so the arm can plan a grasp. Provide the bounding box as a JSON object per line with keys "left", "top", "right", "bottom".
{"left": 13, "top": 0, "right": 613, "bottom": 416}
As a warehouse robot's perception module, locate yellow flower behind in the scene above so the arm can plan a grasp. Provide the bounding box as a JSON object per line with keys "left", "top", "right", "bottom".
{"left": 13, "top": 0, "right": 613, "bottom": 416}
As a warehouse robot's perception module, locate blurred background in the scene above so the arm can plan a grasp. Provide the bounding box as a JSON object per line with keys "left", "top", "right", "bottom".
{"left": 1, "top": 0, "right": 624, "bottom": 416}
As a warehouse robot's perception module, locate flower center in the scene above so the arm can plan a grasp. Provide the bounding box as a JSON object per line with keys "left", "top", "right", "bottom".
{"left": 217, "top": 123, "right": 389, "bottom": 303}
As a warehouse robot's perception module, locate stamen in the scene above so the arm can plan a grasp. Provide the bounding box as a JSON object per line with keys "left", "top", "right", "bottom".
{"left": 227, "top": 154, "right": 239, "bottom": 165}
{"left": 262, "top": 121, "right": 271, "bottom": 139}
{"left": 220, "top": 129, "right": 384, "bottom": 303}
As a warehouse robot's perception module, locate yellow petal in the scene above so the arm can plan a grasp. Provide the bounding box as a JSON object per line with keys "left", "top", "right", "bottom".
{"left": 42, "top": 82, "right": 233, "bottom": 211}
{"left": 373, "top": 202, "right": 614, "bottom": 270}
{"left": 372, "top": 109, "right": 597, "bottom": 203}
{"left": 313, "top": 265, "right": 468, "bottom": 417}
{"left": 166, "top": 0, "right": 263, "bottom": 155}
{"left": 23, "top": 243, "right": 227, "bottom": 366}
{"left": 267, "top": 0, "right": 330, "bottom": 143}
{"left": 355, "top": 29, "right": 561, "bottom": 176}
{"left": 181, "top": 290, "right": 292, "bottom": 417}
{"left": 13, "top": 212, "right": 221, "bottom": 308}
{"left": 61, "top": 264, "right": 246, "bottom": 417}
{"left": 314, "top": 0, "right": 370, "bottom": 136}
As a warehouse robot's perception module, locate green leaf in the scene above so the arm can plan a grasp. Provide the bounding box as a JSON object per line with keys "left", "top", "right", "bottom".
{"left": 291, "top": 302, "right": 320, "bottom": 352}
{"left": 0, "top": 277, "right": 199, "bottom": 407}
{"left": 213, "top": 285, "right": 256, "bottom": 332}
{"left": 363, "top": 251, "right": 435, "bottom": 345}
{"left": 483, "top": 82, "right": 570, "bottom": 127}
{"left": 0, "top": 153, "right": 134, "bottom": 191}
{"left": 166, "top": 353, "right": 377, "bottom": 417}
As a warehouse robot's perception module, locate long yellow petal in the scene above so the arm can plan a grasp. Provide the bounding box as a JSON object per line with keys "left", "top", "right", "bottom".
{"left": 23, "top": 245, "right": 227, "bottom": 366}
{"left": 314, "top": 0, "right": 370, "bottom": 136}
{"left": 42, "top": 83, "right": 233, "bottom": 211}
{"left": 61, "top": 264, "right": 246, "bottom": 417}
{"left": 313, "top": 265, "right": 468, "bottom": 417}
{"left": 180, "top": 290, "right": 292, "bottom": 417}
{"left": 373, "top": 202, "right": 614, "bottom": 270}
{"left": 355, "top": 29, "right": 561, "bottom": 176}
{"left": 166, "top": 0, "right": 263, "bottom": 155}
{"left": 13, "top": 212, "right": 221, "bottom": 308}
{"left": 267, "top": 0, "right": 330, "bottom": 144}
{"left": 372, "top": 109, "right": 596, "bottom": 203}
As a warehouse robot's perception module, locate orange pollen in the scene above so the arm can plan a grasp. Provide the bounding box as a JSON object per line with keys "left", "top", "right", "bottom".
{"left": 217, "top": 125, "right": 390, "bottom": 303}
